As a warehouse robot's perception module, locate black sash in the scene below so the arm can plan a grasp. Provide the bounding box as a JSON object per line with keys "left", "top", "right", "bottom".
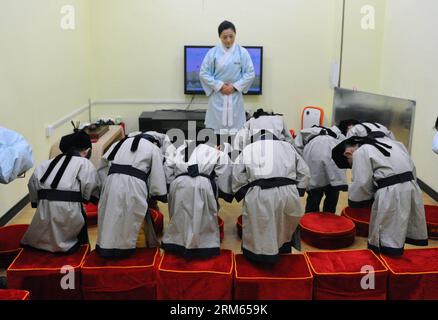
{"left": 40, "top": 154, "right": 74, "bottom": 189}
{"left": 376, "top": 171, "right": 414, "bottom": 189}
{"left": 107, "top": 134, "right": 161, "bottom": 161}
{"left": 37, "top": 189, "right": 83, "bottom": 202}
{"left": 307, "top": 126, "right": 338, "bottom": 144}
{"left": 235, "top": 177, "right": 298, "bottom": 202}
{"left": 175, "top": 164, "right": 218, "bottom": 196}
{"left": 108, "top": 163, "right": 150, "bottom": 183}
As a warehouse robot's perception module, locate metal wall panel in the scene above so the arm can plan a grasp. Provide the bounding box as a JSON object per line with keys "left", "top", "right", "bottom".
{"left": 332, "top": 87, "right": 416, "bottom": 152}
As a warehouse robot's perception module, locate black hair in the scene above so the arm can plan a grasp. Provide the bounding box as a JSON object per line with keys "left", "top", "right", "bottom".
{"left": 435, "top": 116, "right": 438, "bottom": 130}
{"left": 338, "top": 119, "right": 360, "bottom": 136}
{"left": 218, "top": 20, "right": 236, "bottom": 36}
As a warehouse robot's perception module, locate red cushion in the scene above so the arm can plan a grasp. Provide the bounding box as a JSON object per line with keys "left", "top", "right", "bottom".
{"left": 234, "top": 254, "right": 313, "bottom": 300}
{"left": 157, "top": 249, "right": 233, "bottom": 300}
{"left": 425, "top": 205, "right": 438, "bottom": 239}
{"left": 218, "top": 216, "right": 224, "bottom": 242}
{"left": 300, "top": 213, "right": 356, "bottom": 249}
{"left": 0, "top": 289, "right": 30, "bottom": 300}
{"left": 305, "top": 249, "right": 388, "bottom": 300}
{"left": 341, "top": 207, "right": 371, "bottom": 238}
{"left": 236, "top": 215, "right": 242, "bottom": 239}
{"left": 81, "top": 248, "right": 160, "bottom": 300}
{"left": 83, "top": 203, "right": 98, "bottom": 227}
{"left": 0, "top": 224, "right": 29, "bottom": 269}
{"left": 7, "top": 245, "right": 89, "bottom": 300}
{"left": 380, "top": 247, "right": 438, "bottom": 300}
{"left": 150, "top": 209, "right": 164, "bottom": 236}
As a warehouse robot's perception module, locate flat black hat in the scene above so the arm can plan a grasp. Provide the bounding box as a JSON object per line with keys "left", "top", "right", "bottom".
{"left": 332, "top": 139, "right": 352, "bottom": 169}
{"left": 59, "top": 130, "right": 92, "bottom": 154}
{"left": 332, "top": 135, "right": 392, "bottom": 169}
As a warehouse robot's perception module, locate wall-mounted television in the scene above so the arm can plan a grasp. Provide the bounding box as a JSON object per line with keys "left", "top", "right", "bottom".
{"left": 184, "top": 45, "right": 263, "bottom": 95}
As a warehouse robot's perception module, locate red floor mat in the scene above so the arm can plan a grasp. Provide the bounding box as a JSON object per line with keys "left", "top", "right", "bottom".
{"left": 81, "top": 248, "right": 160, "bottom": 300}
{"left": 157, "top": 249, "right": 233, "bottom": 300}
{"left": 7, "top": 245, "right": 89, "bottom": 300}
{"left": 305, "top": 249, "right": 388, "bottom": 300}
{"left": 150, "top": 209, "right": 164, "bottom": 236}
{"left": 218, "top": 216, "right": 224, "bottom": 242}
{"left": 236, "top": 215, "right": 242, "bottom": 239}
{"left": 83, "top": 203, "right": 98, "bottom": 227}
{"left": 425, "top": 205, "right": 438, "bottom": 239}
{"left": 234, "top": 254, "right": 313, "bottom": 300}
{"left": 300, "top": 213, "right": 356, "bottom": 249}
{"left": 341, "top": 207, "right": 371, "bottom": 238}
{"left": 0, "top": 289, "right": 30, "bottom": 300}
{"left": 0, "top": 224, "right": 29, "bottom": 269}
{"left": 380, "top": 247, "right": 438, "bottom": 300}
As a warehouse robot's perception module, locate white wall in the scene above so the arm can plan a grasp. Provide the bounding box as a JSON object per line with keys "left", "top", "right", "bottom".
{"left": 90, "top": 0, "right": 344, "bottom": 132}
{"left": 0, "top": 0, "right": 91, "bottom": 218}
{"left": 379, "top": 0, "right": 438, "bottom": 191}
{"left": 341, "top": 0, "right": 386, "bottom": 92}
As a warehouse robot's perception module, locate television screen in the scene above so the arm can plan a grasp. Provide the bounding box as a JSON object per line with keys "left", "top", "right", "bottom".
{"left": 184, "top": 45, "right": 263, "bottom": 95}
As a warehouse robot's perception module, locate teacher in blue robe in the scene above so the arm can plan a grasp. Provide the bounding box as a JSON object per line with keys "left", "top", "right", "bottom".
{"left": 200, "top": 21, "right": 255, "bottom": 135}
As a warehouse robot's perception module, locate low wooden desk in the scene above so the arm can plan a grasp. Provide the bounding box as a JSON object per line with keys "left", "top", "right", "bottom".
{"left": 49, "top": 125, "right": 125, "bottom": 168}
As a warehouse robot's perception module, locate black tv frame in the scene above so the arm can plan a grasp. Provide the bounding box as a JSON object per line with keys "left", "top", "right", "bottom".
{"left": 184, "top": 45, "right": 263, "bottom": 95}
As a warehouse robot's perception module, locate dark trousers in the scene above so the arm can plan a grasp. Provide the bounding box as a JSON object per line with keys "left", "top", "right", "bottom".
{"left": 305, "top": 186, "right": 340, "bottom": 213}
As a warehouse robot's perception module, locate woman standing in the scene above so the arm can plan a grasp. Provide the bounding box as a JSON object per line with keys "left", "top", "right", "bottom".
{"left": 200, "top": 21, "right": 255, "bottom": 137}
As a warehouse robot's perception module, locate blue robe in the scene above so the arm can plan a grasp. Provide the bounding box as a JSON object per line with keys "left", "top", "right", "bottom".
{"left": 199, "top": 43, "right": 255, "bottom": 133}
{"left": 0, "top": 126, "right": 34, "bottom": 184}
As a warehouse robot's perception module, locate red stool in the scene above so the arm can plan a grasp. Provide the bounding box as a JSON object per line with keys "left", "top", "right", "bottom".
{"left": 83, "top": 203, "right": 98, "bottom": 227}
{"left": 300, "top": 213, "right": 356, "bottom": 249}
{"left": 234, "top": 254, "right": 313, "bottom": 300}
{"left": 81, "top": 248, "right": 160, "bottom": 300}
{"left": 7, "top": 245, "right": 89, "bottom": 300}
{"left": 425, "top": 205, "right": 438, "bottom": 239}
{"left": 149, "top": 209, "right": 164, "bottom": 236}
{"left": 0, "top": 289, "right": 30, "bottom": 300}
{"left": 380, "top": 247, "right": 438, "bottom": 300}
{"left": 0, "top": 224, "right": 29, "bottom": 269}
{"left": 236, "top": 215, "right": 242, "bottom": 239}
{"left": 218, "top": 216, "right": 224, "bottom": 242}
{"left": 157, "top": 250, "right": 233, "bottom": 300}
{"left": 341, "top": 207, "right": 371, "bottom": 238}
{"left": 305, "top": 249, "right": 388, "bottom": 300}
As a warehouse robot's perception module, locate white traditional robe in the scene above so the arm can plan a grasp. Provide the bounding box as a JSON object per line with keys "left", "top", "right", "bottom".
{"left": 349, "top": 138, "right": 428, "bottom": 255}
{"left": 200, "top": 43, "right": 255, "bottom": 132}
{"left": 233, "top": 114, "right": 293, "bottom": 152}
{"left": 162, "top": 142, "right": 233, "bottom": 257}
{"left": 96, "top": 136, "right": 167, "bottom": 257}
{"left": 22, "top": 155, "right": 100, "bottom": 253}
{"left": 293, "top": 126, "right": 347, "bottom": 191}
{"left": 232, "top": 134, "right": 310, "bottom": 263}
{"left": 347, "top": 122, "right": 395, "bottom": 139}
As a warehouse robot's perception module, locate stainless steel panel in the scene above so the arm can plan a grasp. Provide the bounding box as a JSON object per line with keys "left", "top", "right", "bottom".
{"left": 332, "top": 87, "right": 416, "bottom": 152}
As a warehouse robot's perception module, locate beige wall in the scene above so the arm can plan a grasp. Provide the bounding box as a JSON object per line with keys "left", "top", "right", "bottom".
{"left": 0, "top": 0, "right": 91, "bottom": 218}
{"left": 3, "top": 0, "right": 435, "bottom": 218}
{"left": 341, "top": 0, "right": 386, "bottom": 92}
{"left": 379, "top": 0, "right": 438, "bottom": 190}
{"left": 90, "top": 0, "right": 343, "bottom": 132}
{"left": 342, "top": 0, "right": 438, "bottom": 191}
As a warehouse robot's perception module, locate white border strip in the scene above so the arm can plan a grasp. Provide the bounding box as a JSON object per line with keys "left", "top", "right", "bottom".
{"left": 92, "top": 99, "right": 208, "bottom": 105}
{"left": 44, "top": 98, "right": 210, "bottom": 137}
{"left": 45, "top": 103, "right": 90, "bottom": 137}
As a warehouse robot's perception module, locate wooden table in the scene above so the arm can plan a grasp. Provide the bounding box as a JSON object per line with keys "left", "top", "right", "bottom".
{"left": 49, "top": 125, "right": 125, "bottom": 168}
